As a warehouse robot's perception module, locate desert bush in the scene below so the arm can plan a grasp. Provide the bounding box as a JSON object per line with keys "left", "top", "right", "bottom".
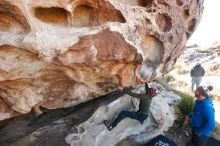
{"left": 175, "top": 93, "right": 195, "bottom": 127}
{"left": 173, "top": 64, "right": 189, "bottom": 75}
{"left": 195, "top": 48, "right": 209, "bottom": 54}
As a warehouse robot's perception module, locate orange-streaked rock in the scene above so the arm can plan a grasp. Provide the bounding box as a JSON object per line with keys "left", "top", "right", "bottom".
{"left": 0, "top": 0, "right": 204, "bottom": 120}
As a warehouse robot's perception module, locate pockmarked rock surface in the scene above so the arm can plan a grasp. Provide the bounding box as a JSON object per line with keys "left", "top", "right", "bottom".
{"left": 0, "top": 0, "right": 204, "bottom": 120}
{"left": 65, "top": 85, "right": 181, "bottom": 146}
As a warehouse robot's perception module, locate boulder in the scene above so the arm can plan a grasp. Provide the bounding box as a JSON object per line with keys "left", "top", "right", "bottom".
{"left": 65, "top": 85, "right": 180, "bottom": 146}
{"left": 0, "top": 0, "right": 204, "bottom": 120}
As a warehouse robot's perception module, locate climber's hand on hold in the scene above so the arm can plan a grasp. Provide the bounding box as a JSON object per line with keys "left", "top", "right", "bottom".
{"left": 118, "top": 86, "right": 123, "bottom": 91}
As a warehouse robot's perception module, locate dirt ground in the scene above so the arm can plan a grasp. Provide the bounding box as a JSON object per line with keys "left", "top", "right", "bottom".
{"left": 164, "top": 123, "right": 192, "bottom": 146}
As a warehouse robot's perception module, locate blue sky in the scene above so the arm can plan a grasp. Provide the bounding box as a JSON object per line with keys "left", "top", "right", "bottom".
{"left": 187, "top": 0, "right": 220, "bottom": 47}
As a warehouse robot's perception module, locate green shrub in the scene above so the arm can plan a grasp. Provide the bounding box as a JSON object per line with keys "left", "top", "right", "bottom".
{"left": 175, "top": 93, "right": 195, "bottom": 127}
{"left": 195, "top": 48, "right": 209, "bottom": 53}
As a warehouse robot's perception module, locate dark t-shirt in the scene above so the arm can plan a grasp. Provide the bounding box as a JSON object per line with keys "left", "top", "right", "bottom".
{"left": 190, "top": 65, "right": 205, "bottom": 77}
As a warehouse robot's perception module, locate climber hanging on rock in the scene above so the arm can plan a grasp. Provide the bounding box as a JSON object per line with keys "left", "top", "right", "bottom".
{"left": 104, "top": 83, "right": 157, "bottom": 131}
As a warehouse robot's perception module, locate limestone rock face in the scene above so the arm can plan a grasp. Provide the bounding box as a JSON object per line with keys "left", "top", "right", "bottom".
{"left": 0, "top": 0, "right": 204, "bottom": 120}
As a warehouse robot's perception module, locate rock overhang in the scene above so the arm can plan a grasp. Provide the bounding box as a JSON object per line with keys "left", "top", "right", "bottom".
{"left": 0, "top": 0, "right": 204, "bottom": 120}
